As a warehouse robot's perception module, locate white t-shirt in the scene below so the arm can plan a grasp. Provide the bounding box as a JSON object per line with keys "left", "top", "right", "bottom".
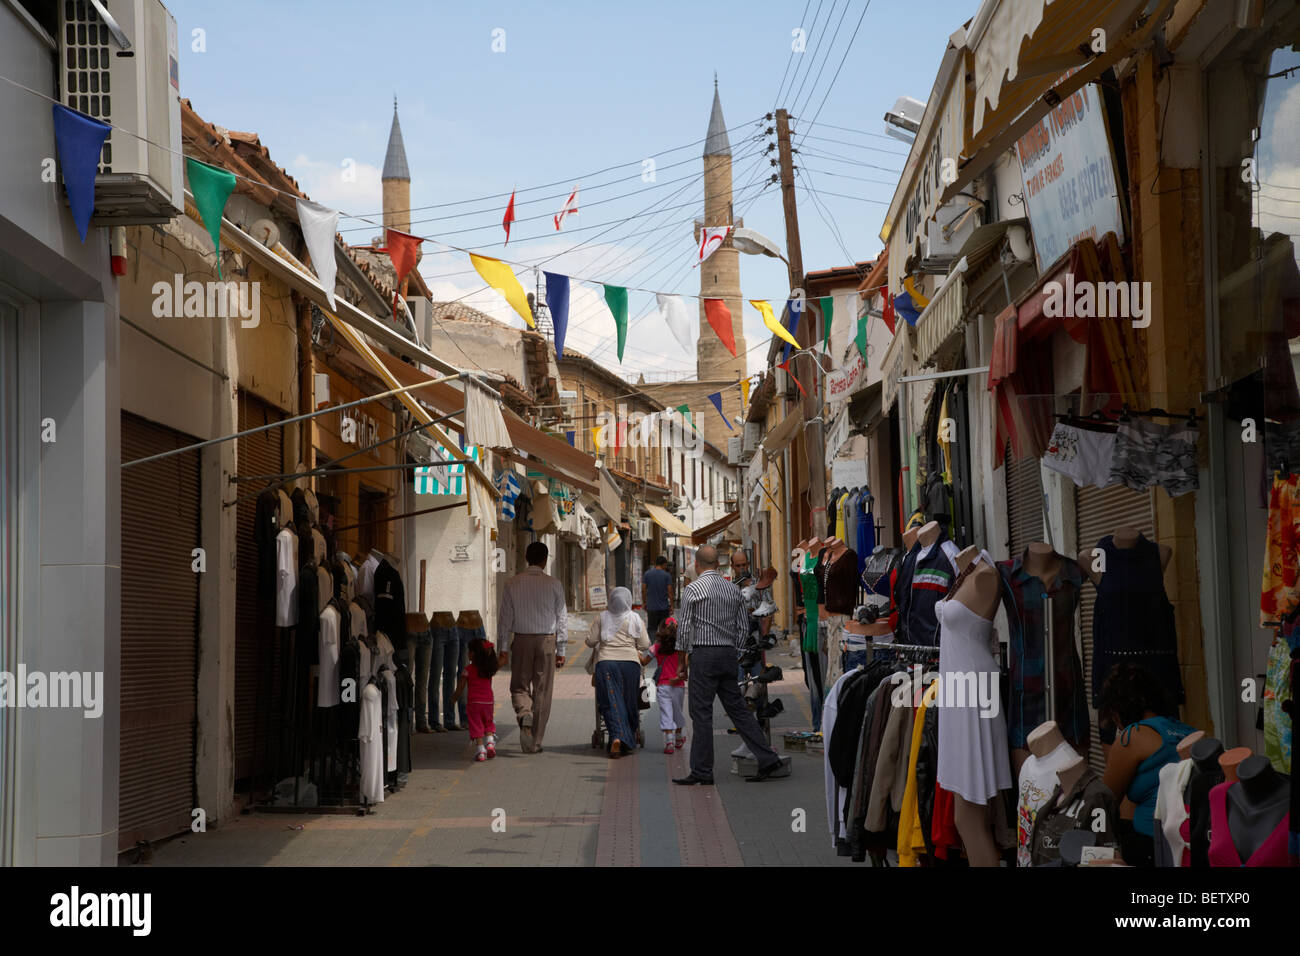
{"left": 318, "top": 605, "right": 341, "bottom": 707}
{"left": 275, "top": 529, "right": 299, "bottom": 627}
{"left": 359, "top": 682, "right": 384, "bottom": 805}
{"left": 1015, "top": 741, "right": 1081, "bottom": 867}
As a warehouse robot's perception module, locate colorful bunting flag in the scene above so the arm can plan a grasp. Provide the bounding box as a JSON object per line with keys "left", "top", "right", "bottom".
{"left": 676, "top": 403, "right": 698, "bottom": 434}
{"left": 778, "top": 360, "right": 808, "bottom": 398}
{"left": 470, "top": 253, "right": 535, "bottom": 328}
{"left": 564, "top": 430, "right": 575, "bottom": 447}
{"left": 384, "top": 227, "right": 422, "bottom": 319}
{"left": 295, "top": 199, "right": 339, "bottom": 309}
{"left": 818, "top": 296, "right": 834, "bottom": 351}
{"left": 703, "top": 298, "right": 737, "bottom": 357}
{"left": 696, "top": 225, "right": 731, "bottom": 266}
{"left": 894, "top": 290, "right": 921, "bottom": 327}
{"left": 882, "top": 289, "right": 897, "bottom": 335}
{"left": 856, "top": 298, "right": 868, "bottom": 361}
{"left": 502, "top": 189, "right": 517, "bottom": 244}
{"left": 751, "top": 299, "right": 799, "bottom": 349}
{"left": 782, "top": 297, "right": 803, "bottom": 363}
{"left": 543, "top": 271, "right": 570, "bottom": 357}
{"left": 554, "top": 184, "right": 579, "bottom": 230}
{"left": 51, "top": 104, "right": 110, "bottom": 243}
{"left": 707, "top": 391, "right": 733, "bottom": 431}
{"left": 740, "top": 376, "right": 750, "bottom": 412}
{"left": 185, "top": 157, "right": 237, "bottom": 277}
{"left": 590, "top": 426, "right": 603, "bottom": 450}
{"left": 656, "top": 293, "right": 694, "bottom": 354}
{"left": 603, "top": 284, "right": 628, "bottom": 362}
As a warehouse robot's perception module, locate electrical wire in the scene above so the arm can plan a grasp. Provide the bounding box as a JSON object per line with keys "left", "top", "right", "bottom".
{"left": 795, "top": 0, "right": 874, "bottom": 150}
{"left": 793, "top": 0, "right": 854, "bottom": 121}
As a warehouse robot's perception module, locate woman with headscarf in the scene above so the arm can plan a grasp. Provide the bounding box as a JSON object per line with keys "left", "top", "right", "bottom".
{"left": 586, "top": 586, "right": 652, "bottom": 757}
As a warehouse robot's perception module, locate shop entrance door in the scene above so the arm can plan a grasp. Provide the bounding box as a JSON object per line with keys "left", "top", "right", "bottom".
{"left": 119, "top": 412, "right": 200, "bottom": 852}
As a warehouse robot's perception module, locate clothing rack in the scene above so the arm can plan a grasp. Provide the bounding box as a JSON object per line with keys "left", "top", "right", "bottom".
{"left": 862, "top": 640, "right": 940, "bottom": 661}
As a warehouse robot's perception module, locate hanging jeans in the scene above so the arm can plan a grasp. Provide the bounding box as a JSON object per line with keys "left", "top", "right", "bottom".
{"left": 428, "top": 625, "right": 460, "bottom": 728}
{"left": 411, "top": 628, "right": 433, "bottom": 730}
{"left": 803, "top": 648, "right": 825, "bottom": 732}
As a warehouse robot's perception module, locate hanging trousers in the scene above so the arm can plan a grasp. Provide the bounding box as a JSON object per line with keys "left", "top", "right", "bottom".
{"left": 509, "top": 633, "right": 556, "bottom": 748}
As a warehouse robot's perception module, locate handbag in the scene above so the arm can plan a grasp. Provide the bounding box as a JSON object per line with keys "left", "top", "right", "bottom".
{"left": 639, "top": 675, "right": 656, "bottom": 709}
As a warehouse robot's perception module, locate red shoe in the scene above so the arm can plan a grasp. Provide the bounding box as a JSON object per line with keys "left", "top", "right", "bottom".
{"left": 663, "top": 743, "right": 675, "bottom": 754}
{"left": 485, "top": 742, "right": 496, "bottom": 758}
{"left": 475, "top": 749, "right": 487, "bottom": 762}
{"left": 675, "top": 735, "right": 686, "bottom": 749}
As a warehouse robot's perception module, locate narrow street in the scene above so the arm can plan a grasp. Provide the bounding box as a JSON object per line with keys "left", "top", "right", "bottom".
{"left": 149, "top": 614, "right": 844, "bottom": 867}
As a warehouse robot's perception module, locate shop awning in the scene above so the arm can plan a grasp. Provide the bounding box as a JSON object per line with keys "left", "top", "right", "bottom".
{"left": 955, "top": 217, "right": 1028, "bottom": 274}
{"left": 882, "top": 323, "right": 916, "bottom": 411}
{"left": 764, "top": 405, "right": 805, "bottom": 453}
{"left": 644, "top": 503, "right": 694, "bottom": 538}
{"left": 942, "top": 0, "right": 1176, "bottom": 205}
{"left": 916, "top": 256, "right": 967, "bottom": 368}
{"left": 691, "top": 510, "right": 740, "bottom": 545}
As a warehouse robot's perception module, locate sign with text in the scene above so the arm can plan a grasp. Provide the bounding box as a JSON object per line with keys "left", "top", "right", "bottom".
{"left": 832, "top": 458, "right": 868, "bottom": 489}
{"left": 1016, "top": 81, "right": 1124, "bottom": 269}
{"left": 827, "top": 350, "right": 868, "bottom": 406}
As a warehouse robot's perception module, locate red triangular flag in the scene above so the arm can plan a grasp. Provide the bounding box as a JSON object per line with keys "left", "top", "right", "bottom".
{"left": 881, "top": 290, "right": 896, "bottom": 336}
{"left": 703, "top": 299, "right": 737, "bottom": 357}
{"left": 503, "top": 189, "right": 517, "bottom": 245}
{"left": 778, "top": 360, "right": 808, "bottom": 397}
{"left": 384, "top": 228, "right": 422, "bottom": 319}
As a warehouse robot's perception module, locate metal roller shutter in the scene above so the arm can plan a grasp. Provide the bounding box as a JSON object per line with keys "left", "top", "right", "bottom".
{"left": 1004, "top": 444, "right": 1044, "bottom": 556}
{"left": 1075, "top": 482, "right": 1155, "bottom": 772}
{"left": 234, "top": 393, "right": 285, "bottom": 786}
{"left": 119, "top": 413, "right": 200, "bottom": 851}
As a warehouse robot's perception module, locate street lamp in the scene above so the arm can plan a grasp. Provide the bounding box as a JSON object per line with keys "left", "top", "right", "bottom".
{"left": 731, "top": 227, "right": 788, "bottom": 264}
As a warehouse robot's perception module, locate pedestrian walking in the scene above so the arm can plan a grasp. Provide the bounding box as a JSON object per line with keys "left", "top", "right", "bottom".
{"left": 673, "top": 545, "right": 790, "bottom": 785}
{"left": 644, "top": 555, "right": 674, "bottom": 636}
{"left": 497, "top": 541, "right": 567, "bottom": 754}
{"left": 652, "top": 617, "right": 687, "bottom": 753}
{"left": 586, "top": 587, "right": 651, "bottom": 758}
{"left": 453, "top": 637, "right": 499, "bottom": 762}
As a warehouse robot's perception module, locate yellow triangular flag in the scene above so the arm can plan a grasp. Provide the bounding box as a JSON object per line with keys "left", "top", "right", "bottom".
{"left": 469, "top": 253, "right": 535, "bottom": 328}
{"left": 590, "top": 426, "right": 602, "bottom": 451}
{"left": 740, "top": 376, "right": 750, "bottom": 413}
{"left": 750, "top": 299, "right": 799, "bottom": 349}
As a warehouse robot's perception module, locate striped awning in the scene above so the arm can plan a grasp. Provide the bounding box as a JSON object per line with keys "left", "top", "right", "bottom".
{"left": 916, "top": 258, "right": 967, "bottom": 368}
{"left": 882, "top": 324, "right": 916, "bottom": 411}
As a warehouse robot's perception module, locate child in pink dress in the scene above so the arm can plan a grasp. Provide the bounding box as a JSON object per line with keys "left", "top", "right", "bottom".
{"left": 454, "top": 638, "right": 499, "bottom": 761}
{"left": 653, "top": 618, "right": 687, "bottom": 753}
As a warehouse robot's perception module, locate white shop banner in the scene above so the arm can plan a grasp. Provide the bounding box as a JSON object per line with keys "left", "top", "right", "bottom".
{"left": 826, "top": 349, "right": 868, "bottom": 407}
{"left": 1016, "top": 79, "right": 1124, "bottom": 268}
{"left": 824, "top": 408, "right": 851, "bottom": 469}
{"left": 832, "top": 458, "right": 868, "bottom": 489}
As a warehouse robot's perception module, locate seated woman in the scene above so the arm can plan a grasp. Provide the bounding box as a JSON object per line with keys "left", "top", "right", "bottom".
{"left": 1099, "top": 662, "right": 1195, "bottom": 867}
{"left": 586, "top": 587, "right": 652, "bottom": 758}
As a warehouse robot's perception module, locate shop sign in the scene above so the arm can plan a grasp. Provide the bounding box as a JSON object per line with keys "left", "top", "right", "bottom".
{"left": 882, "top": 324, "right": 914, "bottom": 410}
{"left": 588, "top": 585, "right": 607, "bottom": 609}
{"left": 1015, "top": 80, "right": 1124, "bottom": 269}
{"left": 832, "top": 458, "right": 868, "bottom": 489}
{"left": 824, "top": 407, "right": 851, "bottom": 469}
{"left": 827, "top": 350, "right": 868, "bottom": 406}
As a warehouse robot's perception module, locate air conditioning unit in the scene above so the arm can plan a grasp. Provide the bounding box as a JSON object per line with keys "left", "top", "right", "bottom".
{"left": 743, "top": 421, "right": 762, "bottom": 454}
{"left": 727, "top": 436, "right": 745, "bottom": 465}
{"left": 632, "top": 518, "right": 651, "bottom": 542}
{"left": 407, "top": 296, "right": 433, "bottom": 345}
{"left": 60, "top": 0, "right": 183, "bottom": 225}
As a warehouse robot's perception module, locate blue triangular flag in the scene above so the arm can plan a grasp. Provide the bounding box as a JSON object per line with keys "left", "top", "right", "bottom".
{"left": 782, "top": 298, "right": 803, "bottom": 363}
{"left": 51, "top": 104, "right": 110, "bottom": 242}
{"left": 894, "top": 291, "right": 921, "bottom": 327}
{"left": 543, "top": 271, "right": 570, "bottom": 358}
{"left": 707, "top": 391, "right": 733, "bottom": 431}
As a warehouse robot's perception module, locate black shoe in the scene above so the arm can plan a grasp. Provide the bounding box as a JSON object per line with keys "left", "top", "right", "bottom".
{"left": 746, "top": 758, "right": 792, "bottom": 782}
{"left": 672, "top": 774, "right": 714, "bottom": 786}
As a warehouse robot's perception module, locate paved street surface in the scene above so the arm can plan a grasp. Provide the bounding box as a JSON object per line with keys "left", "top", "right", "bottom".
{"left": 148, "top": 613, "right": 850, "bottom": 867}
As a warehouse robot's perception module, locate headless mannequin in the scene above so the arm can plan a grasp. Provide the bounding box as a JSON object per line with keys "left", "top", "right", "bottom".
{"left": 901, "top": 527, "right": 919, "bottom": 551}
{"left": 949, "top": 545, "right": 1004, "bottom": 867}
{"left": 1224, "top": 755, "right": 1289, "bottom": 862}
{"left": 1176, "top": 730, "right": 1204, "bottom": 760}
{"left": 916, "top": 521, "right": 941, "bottom": 549}
{"left": 1077, "top": 525, "right": 1171, "bottom": 587}
{"left": 1191, "top": 737, "right": 1224, "bottom": 771}
{"left": 1027, "top": 720, "right": 1088, "bottom": 801}
{"left": 430, "top": 611, "right": 456, "bottom": 630}
{"left": 457, "top": 610, "right": 484, "bottom": 630}
{"left": 1219, "top": 746, "right": 1251, "bottom": 783}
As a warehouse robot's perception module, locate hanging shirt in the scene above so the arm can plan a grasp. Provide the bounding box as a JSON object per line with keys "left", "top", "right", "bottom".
{"left": 356, "top": 551, "right": 380, "bottom": 603}
{"left": 1152, "top": 758, "right": 1194, "bottom": 867}
{"left": 358, "top": 682, "right": 384, "bottom": 805}
{"left": 856, "top": 495, "right": 875, "bottom": 579}
{"left": 898, "top": 536, "right": 959, "bottom": 646}
{"left": 318, "top": 605, "right": 342, "bottom": 707}
{"left": 1028, "top": 767, "right": 1121, "bottom": 866}
{"left": 897, "top": 682, "right": 938, "bottom": 867}
{"left": 275, "top": 528, "right": 299, "bottom": 627}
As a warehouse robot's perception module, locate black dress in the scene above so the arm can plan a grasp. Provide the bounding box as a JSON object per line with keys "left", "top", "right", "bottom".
{"left": 1089, "top": 534, "right": 1183, "bottom": 706}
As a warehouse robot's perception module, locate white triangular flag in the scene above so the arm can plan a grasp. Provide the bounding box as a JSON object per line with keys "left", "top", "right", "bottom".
{"left": 295, "top": 198, "right": 339, "bottom": 310}
{"left": 656, "top": 293, "right": 694, "bottom": 354}
{"left": 695, "top": 225, "right": 731, "bottom": 267}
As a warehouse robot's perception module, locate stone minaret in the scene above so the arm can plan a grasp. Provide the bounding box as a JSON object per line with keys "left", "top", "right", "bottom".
{"left": 696, "top": 78, "right": 747, "bottom": 448}
{"left": 382, "top": 97, "right": 410, "bottom": 233}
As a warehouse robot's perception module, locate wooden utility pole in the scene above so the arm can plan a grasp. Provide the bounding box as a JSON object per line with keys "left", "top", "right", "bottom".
{"left": 775, "top": 108, "right": 828, "bottom": 539}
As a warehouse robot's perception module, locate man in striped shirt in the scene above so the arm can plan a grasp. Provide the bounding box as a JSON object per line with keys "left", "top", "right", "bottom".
{"left": 673, "top": 545, "right": 789, "bottom": 785}
{"left": 497, "top": 541, "right": 567, "bottom": 754}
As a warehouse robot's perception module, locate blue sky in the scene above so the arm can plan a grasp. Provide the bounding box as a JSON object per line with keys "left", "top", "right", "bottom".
{"left": 169, "top": 0, "right": 976, "bottom": 378}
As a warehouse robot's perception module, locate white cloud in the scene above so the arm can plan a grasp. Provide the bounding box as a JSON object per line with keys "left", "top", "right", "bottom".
{"left": 288, "top": 153, "right": 383, "bottom": 222}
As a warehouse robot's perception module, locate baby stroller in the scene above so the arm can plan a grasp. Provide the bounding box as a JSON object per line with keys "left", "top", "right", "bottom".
{"left": 588, "top": 654, "right": 646, "bottom": 750}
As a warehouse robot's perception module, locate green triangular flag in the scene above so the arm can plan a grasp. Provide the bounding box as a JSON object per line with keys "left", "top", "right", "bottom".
{"left": 676, "top": 403, "right": 698, "bottom": 434}
{"left": 185, "top": 157, "right": 237, "bottom": 278}
{"left": 603, "top": 284, "right": 628, "bottom": 362}
{"left": 856, "top": 302, "right": 868, "bottom": 361}
{"left": 819, "top": 296, "right": 834, "bottom": 351}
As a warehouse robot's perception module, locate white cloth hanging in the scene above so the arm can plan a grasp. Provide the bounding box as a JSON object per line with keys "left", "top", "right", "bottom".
{"left": 275, "top": 529, "right": 299, "bottom": 627}
{"left": 318, "top": 605, "right": 341, "bottom": 707}
{"left": 359, "top": 681, "right": 384, "bottom": 805}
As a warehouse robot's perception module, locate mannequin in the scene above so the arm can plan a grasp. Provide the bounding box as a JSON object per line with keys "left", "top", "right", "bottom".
{"left": 901, "top": 527, "right": 919, "bottom": 550}
{"left": 1023, "top": 542, "right": 1065, "bottom": 583}
{"left": 1176, "top": 729, "right": 1204, "bottom": 760}
{"left": 1218, "top": 755, "right": 1290, "bottom": 864}
{"left": 1027, "top": 720, "right": 1088, "bottom": 798}
{"left": 1187, "top": 737, "right": 1225, "bottom": 867}
{"left": 916, "top": 521, "right": 941, "bottom": 548}
{"left": 431, "top": 611, "right": 457, "bottom": 629}
{"left": 946, "top": 545, "right": 1005, "bottom": 866}
{"left": 1218, "top": 746, "right": 1251, "bottom": 783}
{"left": 457, "top": 609, "right": 484, "bottom": 630}
{"left": 1077, "top": 525, "right": 1172, "bottom": 586}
